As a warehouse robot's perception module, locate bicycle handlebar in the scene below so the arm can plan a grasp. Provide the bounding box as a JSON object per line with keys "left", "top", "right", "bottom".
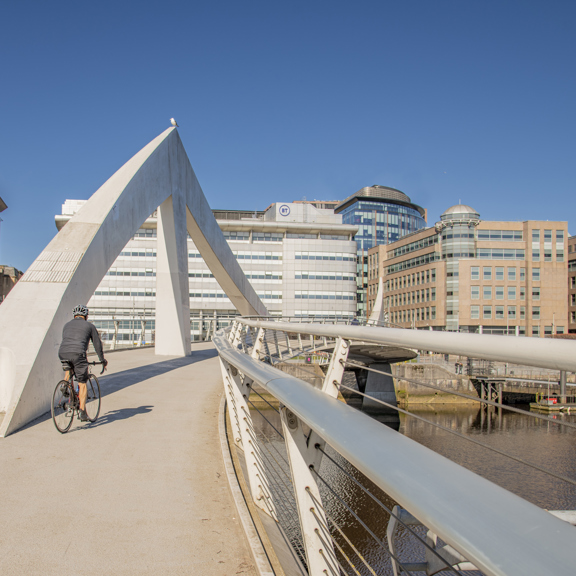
{"left": 89, "top": 361, "right": 107, "bottom": 375}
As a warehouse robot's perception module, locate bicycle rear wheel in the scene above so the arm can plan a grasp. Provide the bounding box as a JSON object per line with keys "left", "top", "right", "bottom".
{"left": 52, "top": 380, "right": 74, "bottom": 433}
{"left": 85, "top": 374, "right": 101, "bottom": 422}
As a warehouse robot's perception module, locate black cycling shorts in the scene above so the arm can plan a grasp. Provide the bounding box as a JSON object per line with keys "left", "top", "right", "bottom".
{"left": 59, "top": 352, "right": 89, "bottom": 383}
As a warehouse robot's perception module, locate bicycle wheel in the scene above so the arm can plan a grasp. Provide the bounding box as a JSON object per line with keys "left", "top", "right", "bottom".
{"left": 85, "top": 374, "right": 101, "bottom": 422}
{"left": 52, "top": 380, "right": 74, "bottom": 433}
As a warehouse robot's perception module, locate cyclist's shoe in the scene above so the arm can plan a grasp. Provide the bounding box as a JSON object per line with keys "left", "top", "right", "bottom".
{"left": 78, "top": 410, "right": 89, "bottom": 422}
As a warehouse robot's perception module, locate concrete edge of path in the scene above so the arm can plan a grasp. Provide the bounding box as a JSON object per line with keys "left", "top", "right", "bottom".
{"left": 218, "top": 396, "right": 278, "bottom": 576}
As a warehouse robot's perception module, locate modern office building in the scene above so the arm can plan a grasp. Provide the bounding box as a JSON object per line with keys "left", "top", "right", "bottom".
{"left": 56, "top": 200, "right": 358, "bottom": 343}
{"left": 334, "top": 185, "right": 426, "bottom": 316}
{"left": 569, "top": 235, "right": 576, "bottom": 333}
{"left": 367, "top": 204, "right": 568, "bottom": 336}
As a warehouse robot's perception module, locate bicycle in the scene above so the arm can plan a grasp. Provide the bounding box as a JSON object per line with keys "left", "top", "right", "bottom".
{"left": 51, "top": 361, "right": 105, "bottom": 433}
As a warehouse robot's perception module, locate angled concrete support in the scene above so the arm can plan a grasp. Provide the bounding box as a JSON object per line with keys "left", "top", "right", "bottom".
{"left": 0, "top": 127, "right": 267, "bottom": 436}
{"left": 155, "top": 195, "right": 190, "bottom": 356}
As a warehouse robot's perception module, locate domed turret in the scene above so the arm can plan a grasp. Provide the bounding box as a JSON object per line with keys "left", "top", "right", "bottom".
{"left": 440, "top": 204, "right": 480, "bottom": 222}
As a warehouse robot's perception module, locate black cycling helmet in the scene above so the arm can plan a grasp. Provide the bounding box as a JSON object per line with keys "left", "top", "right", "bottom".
{"left": 72, "top": 304, "right": 89, "bottom": 318}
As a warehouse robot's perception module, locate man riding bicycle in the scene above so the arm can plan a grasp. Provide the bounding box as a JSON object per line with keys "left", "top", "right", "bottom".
{"left": 59, "top": 305, "right": 107, "bottom": 421}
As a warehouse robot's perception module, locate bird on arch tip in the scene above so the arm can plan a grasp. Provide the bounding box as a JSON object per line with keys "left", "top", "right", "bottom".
{"left": 170, "top": 118, "right": 179, "bottom": 127}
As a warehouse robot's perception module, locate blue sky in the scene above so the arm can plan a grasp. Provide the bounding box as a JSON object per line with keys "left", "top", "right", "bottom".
{"left": 1, "top": 0, "right": 574, "bottom": 270}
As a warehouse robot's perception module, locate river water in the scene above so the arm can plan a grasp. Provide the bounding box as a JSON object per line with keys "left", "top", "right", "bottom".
{"left": 249, "top": 400, "right": 576, "bottom": 575}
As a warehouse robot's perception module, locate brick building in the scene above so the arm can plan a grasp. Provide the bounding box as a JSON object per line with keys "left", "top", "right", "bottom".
{"left": 367, "top": 204, "right": 568, "bottom": 337}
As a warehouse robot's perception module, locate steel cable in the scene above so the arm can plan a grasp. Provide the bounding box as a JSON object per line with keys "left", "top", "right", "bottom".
{"left": 309, "top": 468, "right": 443, "bottom": 576}
{"left": 337, "top": 381, "right": 576, "bottom": 488}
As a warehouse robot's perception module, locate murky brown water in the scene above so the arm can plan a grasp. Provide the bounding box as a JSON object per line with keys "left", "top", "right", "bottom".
{"left": 249, "top": 402, "right": 576, "bottom": 575}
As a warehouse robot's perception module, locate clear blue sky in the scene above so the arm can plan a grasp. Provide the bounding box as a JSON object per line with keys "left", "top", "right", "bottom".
{"left": 1, "top": 0, "right": 574, "bottom": 270}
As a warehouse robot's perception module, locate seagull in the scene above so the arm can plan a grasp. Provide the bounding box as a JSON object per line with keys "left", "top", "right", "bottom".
{"left": 171, "top": 118, "right": 179, "bottom": 127}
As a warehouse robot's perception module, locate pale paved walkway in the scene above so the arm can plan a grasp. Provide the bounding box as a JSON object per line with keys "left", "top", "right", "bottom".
{"left": 0, "top": 343, "right": 258, "bottom": 576}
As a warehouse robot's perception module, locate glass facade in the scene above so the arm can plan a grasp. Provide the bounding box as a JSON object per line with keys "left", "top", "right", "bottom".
{"left": 336, "top": 186, "right": 426, "bottom": 316}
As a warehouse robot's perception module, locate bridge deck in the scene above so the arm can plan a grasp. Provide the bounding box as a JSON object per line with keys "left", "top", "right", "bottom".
{"left": 0, "top": 344, "right": 259, "bottom": 576}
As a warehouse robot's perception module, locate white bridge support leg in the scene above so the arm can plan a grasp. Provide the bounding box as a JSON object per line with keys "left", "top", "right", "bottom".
{"left": 279, "top": 338, "right": 349, "bottom": 576}
{"left": 155, "top": 195, "right": 190, "bottom": 356}
{"left": 220, "top": 357, "right": 276, "bottom": 519}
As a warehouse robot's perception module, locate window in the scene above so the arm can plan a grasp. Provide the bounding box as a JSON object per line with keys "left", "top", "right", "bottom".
{"left": 483, "top": 306, "right": 492, "bottom": 319}
{"left": 495, "top": 267, "right": 504, "bottom": 281}
{"left": 431, "top": 307, "right": 436, "bottom": 320}
{"left": 532, "top": 326, "right": 540, "bottom": 337}
{"left": 431, "top": 269, "right": 436, "bottom": 282}
{"left": 532, "top": 289, "right": 540, "bottom": 300}
{"left": 508, "top": 267, "right": 516, "bottom": 281}
{"left": 557, "top": 250, "right": 564, "bottom": 262}
{"left": 572, "top": 311, "right": 576, "bottom": 322}
{"left": 556, "top": 230, "right": 565, "bottom": 242}
{"left": 532, "top": 229, "right": 540, "bottom": 241}
{"left": 483, "top": 267, "right": 492, "bottom": 281}
{"left": 544, "top": 250, "right": 552, "bottom": 262}
{"left": 572, "top": 277, "right": 576, "bottom": 289}
{"left": 571, "top": 293, "right": 576, "bottom": 305}
{"left": 495, "top": 306, "right": 504, "bottom": 319}
{"left": 520, "top": 306, "right": 526, "bottom": 320}
{"left": 532, "top": 306, "right": 540, "bottom": 319}
{"left": 426, "top": 288, "right": 430, "bottom": 302}
{"left": 495, "top": 287, "right": 504, "bottom": 300}
{"left": 508, "top": 287, "right": 516, "bottom": 299}
{"left": 544, "top": 230, "right": 552, "bottom": 242}
{"left": 544, "top": 326, "right": 553, "bottom": 336}
{"left": 483, "top": 286, "right": 492, "bottom": 299}
{"left": 471, "top": 266, "right": 480, "bottom": 280}
{"left": 520, "top": 268, "right": 526, "bottom": 281}
{"left": 520, "top": 287, "right": 526, "bottom": 300}
{"left": 471, "top": 286, "right": 480, "bottom": 300}
{"left": 431, "top": 288, "right": 436, "bottom": 301}
{"left": 508, "top": 306, "right": 516, "bottom": 319}
{"left": 557, "top": 326, "right": 565, "bottom": 334}
{"left": 426, "top": 270, "right": 430, "bottom": 283}
{"left": 532, "top": 268, "right": 540, "bottom": 282}
{"left": 471, "top": 305, "right": 480, "bottom": 319}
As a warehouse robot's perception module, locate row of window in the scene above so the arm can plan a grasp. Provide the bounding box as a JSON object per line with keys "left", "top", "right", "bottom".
{"left": 471, "top": 305, "right": 544, "bottom": 321}
{"left": 387, "top": 252, "right": 441, "bottom": 274}
{"left": 475, "top": 249, "right": 526, "bottom": 260}
{"left": 532, "top": 230, "right": 564, "bottom": 242}
{"left": 392, "top": 235, "right": 438, "bottom": 258}
{"left": 94, "top": 290, "right": 155, "bottom": 297}
{"left": 295, "top": 252, "right": 356, "bottom": 262}
{"left": 471, "top": 266, "right": 527, "bottom": 281}
{"left": 471, "top": 286, "right": 537, "bottom": 300}
{"left": 392, "top": 308, "right": 437, "bottom": 323}
{"left": 531, "top": 249, "right": 564, "bottom": 262}
{"left": 188, "top": 292, "right": 282, "bottom": 300}
{"left": 107, "top": 270, "right": 155, "bottom": 277}
{"left": 388, "top": 288, "right": 436, "bottom": 307}
{"left": 295, "top": 273, "right": 356, "bottom": 281}
{"left": 477, "top": 230, "right": 524, "bottom": 241}
{"left": 386, "top": 269, "right": 437, "bottom": 291}
{"left": 294, "top": 292, "right": 356, "bottom": 301}
{"left": 189, "top": 251, "right": 283, "bottom": 261}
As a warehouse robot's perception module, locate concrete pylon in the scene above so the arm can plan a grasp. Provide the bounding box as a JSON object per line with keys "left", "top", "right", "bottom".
{"left": 367, "top": 277, "right": 386, "bottom": 326}
{"left": 0, "top": 127, "right": 267, "bottom": 436}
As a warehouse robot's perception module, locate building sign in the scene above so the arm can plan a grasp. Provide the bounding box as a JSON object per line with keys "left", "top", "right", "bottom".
{"left": 279, "top": 204, "right": 291, "bottom": 217}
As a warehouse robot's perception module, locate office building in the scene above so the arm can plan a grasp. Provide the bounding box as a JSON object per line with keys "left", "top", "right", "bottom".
{"left": 569, "top": 235, "right": 576, "bottom": 333}
{"left": 367, "top": 204, "right": 568, "bottom": 336}
{"left": 56, "top": 200, "right": 358, "bottom": 343}
{"left": 335, "top": 185, "right": 426, "bottom": 316}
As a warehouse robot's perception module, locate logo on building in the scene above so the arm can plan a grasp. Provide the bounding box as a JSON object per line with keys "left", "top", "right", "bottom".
{"left": 279, "top": 204, "right": 291, "bottom": 217}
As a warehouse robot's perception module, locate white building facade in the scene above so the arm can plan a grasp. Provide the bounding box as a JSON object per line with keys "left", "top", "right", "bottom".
{"left": 56, "top": 200, "right": 358, "bottom": 343}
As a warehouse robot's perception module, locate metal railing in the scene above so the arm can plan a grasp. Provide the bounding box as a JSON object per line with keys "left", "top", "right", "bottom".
{"left": 214, "top": 319, "right": 576, "bottom": 576}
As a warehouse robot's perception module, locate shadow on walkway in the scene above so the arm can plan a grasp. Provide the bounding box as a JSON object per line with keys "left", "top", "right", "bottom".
{"left": 86, "top": 405, "right": 154, "bottom": 428}
{"left": 98, "top": 348, "right": 218, "bottom": 397}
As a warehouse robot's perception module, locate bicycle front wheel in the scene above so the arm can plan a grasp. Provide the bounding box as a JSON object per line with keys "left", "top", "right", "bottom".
{"left": 85, "top": 374, "right": 101, "bottom": 422}
{"left": 52, "top": 380, "right": 74, "bottom": 433}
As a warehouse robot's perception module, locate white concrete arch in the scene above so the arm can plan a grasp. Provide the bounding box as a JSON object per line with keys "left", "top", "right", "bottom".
{"left": 0, "top": 127, "right": 267, "bottom": 436}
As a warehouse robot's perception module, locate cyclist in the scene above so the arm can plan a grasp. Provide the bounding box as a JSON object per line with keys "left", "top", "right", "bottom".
{"left": 58, "top": 305, "right": 107, "bottom": 421}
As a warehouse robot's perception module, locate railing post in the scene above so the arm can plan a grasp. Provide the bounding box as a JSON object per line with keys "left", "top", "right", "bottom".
{"left": 280, "top": 407, "right": 339, "bottom": 576}
{"left": 250, "top": 328, "right": 266, "bottom": 360}
{"left": 219, "top": 357, "right": 276, "bottom": 520}
{"left": 278, "top": 338, "right": 349, "bottom": 575}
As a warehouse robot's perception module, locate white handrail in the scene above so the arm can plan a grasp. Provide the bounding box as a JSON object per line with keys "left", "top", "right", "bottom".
{"left": 214, "top": 328, "right": 576, "bottom": 576}
{"left": 238, "top": 319, "right": 576, "bottom": 372}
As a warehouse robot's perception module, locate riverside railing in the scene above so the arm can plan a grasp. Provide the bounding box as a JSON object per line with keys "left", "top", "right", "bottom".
{"left": 214, "top": 319, "right": 576, "bottom": 576}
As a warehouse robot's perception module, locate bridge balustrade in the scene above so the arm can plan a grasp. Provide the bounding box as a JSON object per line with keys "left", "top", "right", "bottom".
{"left": 213, "top": 318, "right": 576, "bottom": 576}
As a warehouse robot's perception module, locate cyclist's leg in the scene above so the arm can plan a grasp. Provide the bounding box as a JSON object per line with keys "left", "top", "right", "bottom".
{"left": 74, "top": 355, "right": 90, "bottom": 412}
